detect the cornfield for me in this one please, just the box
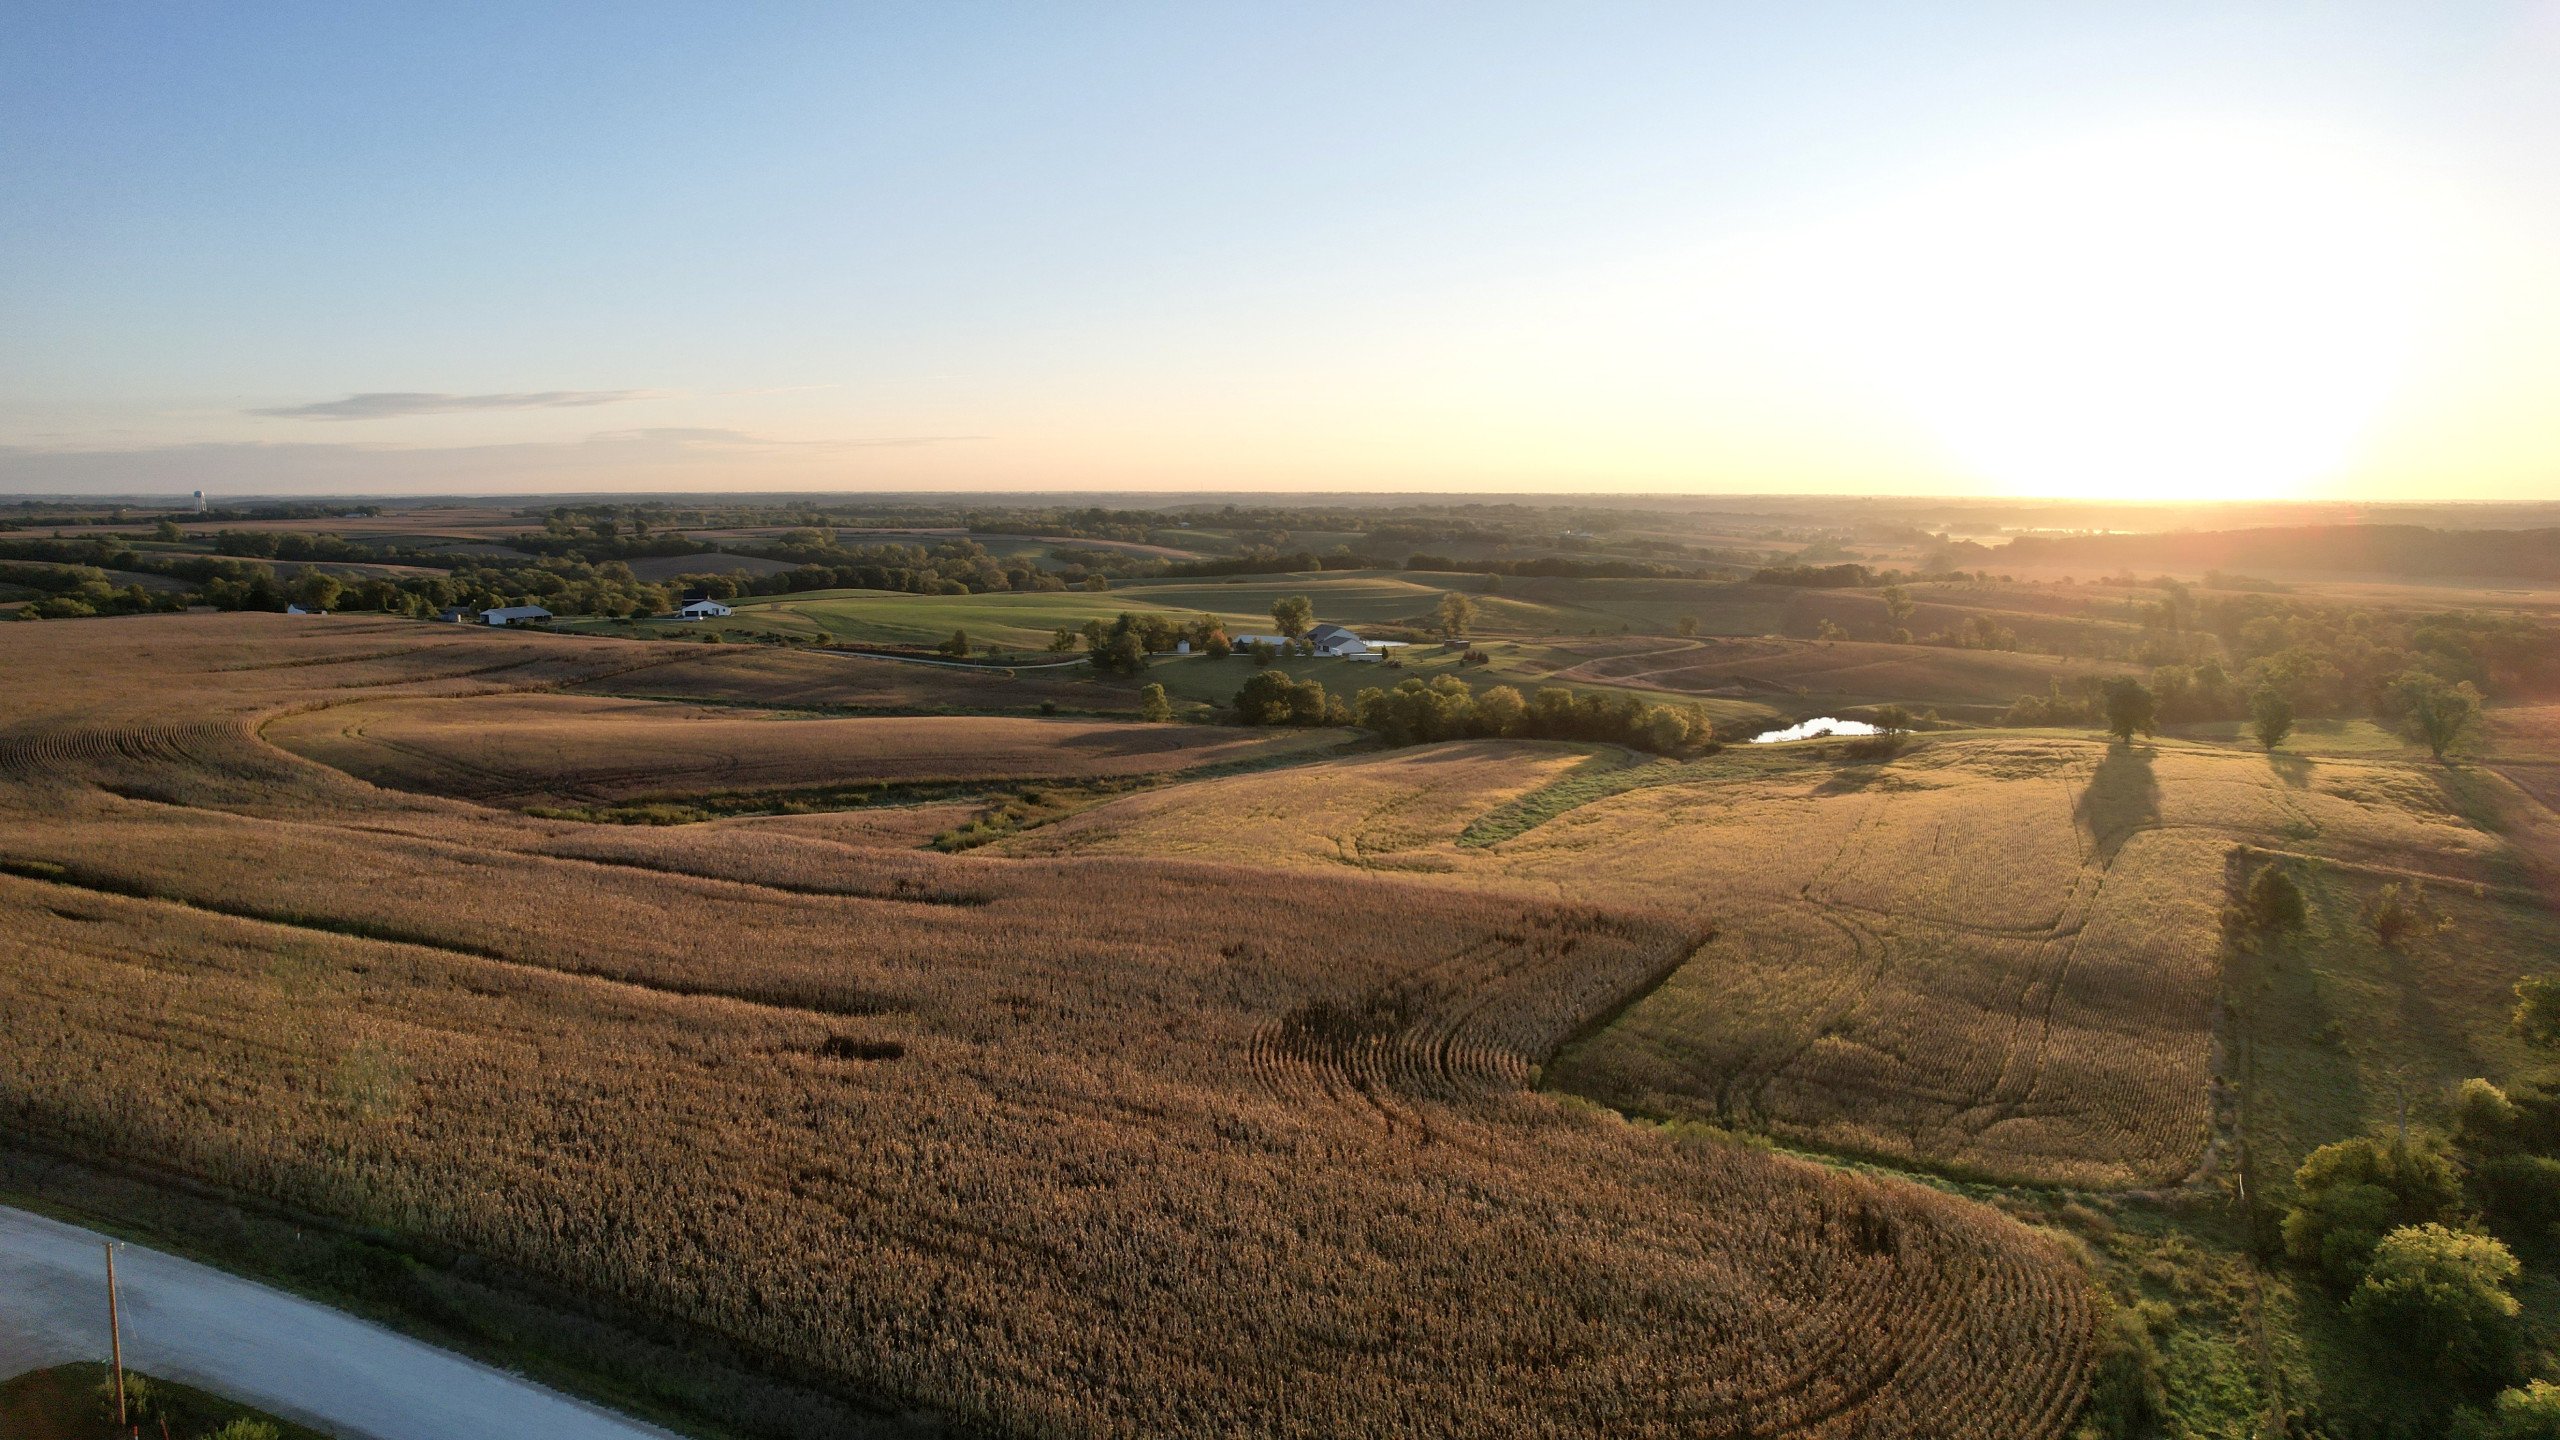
[0,613,2099,1437]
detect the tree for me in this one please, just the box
[152,518,182,542]
[2251,687,2294,750]
[1815,618,1847,641]
[1676,616,1700,638]
[1872,704,1913,737]
[1233,670,1328,726]
[939,629,971,658]
[2395,670,2482,761]
[2101,677,2156,745]
[2283,1135,2463,1285]
[1047,626,1079,653]
[1090,629,1147,675]
[2455,1381,2560,1440]
[1271,595,1314,640]
[291,572,343,613]
[2511,976,2560,1048]
[1881,584,1915,632]
[2240,863,2307,935]
[1248,640,1279,667]
[1139,683,1173,723]
[2348,1223,2521,1387]
[1473,684,1526,737]
[1434,591,1478,640]
[1203,629,1232,659]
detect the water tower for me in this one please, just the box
[193,489,206,513]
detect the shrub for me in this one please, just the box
[1139,684,1173,724]
[2453,1381,2560,1440]
[2453,1078,2521,1154]
[2367,881,2445,948]
[2513,976,2560,1048]
[2474,1155,2560,1236]
[2347,1223,2520,1389]
[2075,1299,2169,1438]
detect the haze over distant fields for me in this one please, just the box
[5,3,2559,500]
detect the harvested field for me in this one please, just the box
[264,694,1340,808]
[0,612,2099,1438]
[999,740,1589,872]
[1018,726,2514,1188]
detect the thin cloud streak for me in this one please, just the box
[249,390,667,421]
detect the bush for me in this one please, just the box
[2454,1380,2560,1440]
[2283,1135,2462,1285]
[2367,881,2445,948]
[2454,1078,2522,1153]
[2474,1154,2560,1236]
[2074,1299,2168,1438]
[2513,975,2560,1048]
[2348,1223,2520,1389]
[1139,683,1173,724]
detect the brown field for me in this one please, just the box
[265,694,1340,807]
[1011,727,2508,1188]
[0,612,2099,1438]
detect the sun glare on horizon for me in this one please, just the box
[1784,121,2461,502]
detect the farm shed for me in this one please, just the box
[678,599,733,619]
[480,605,553,626]
[1305,624,1370,657]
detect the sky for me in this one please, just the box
[5,2,2559,501]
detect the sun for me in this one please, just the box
[1793,121,2452,500]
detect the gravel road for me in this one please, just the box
[0,1204,686,1439]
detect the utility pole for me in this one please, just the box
[105,1241,126,1428]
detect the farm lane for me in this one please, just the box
[0,1204,684,1440]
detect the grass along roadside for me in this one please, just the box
[1,1362,330,1440]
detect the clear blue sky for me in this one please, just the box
[5,2,2556,497]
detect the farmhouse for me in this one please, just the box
[480,605,553,626]
[678,598,733,619]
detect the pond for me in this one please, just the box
[1749,717,1882,744]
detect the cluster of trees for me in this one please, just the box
[1167,549,1394,578]
[1404,553,1712,580]
[2278,1060,2560,1429]
[2009,658,2486,758]
[1231,670,1353,726]
[1264,674,1719,755]
[1055,612,1235,673]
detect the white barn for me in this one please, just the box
[1305,623,1369,658]
[480,605,552,626]
[678,598,733,619]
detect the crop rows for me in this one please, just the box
[0,613,2101,1436]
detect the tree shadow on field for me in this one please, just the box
[2074,742,2160,861]
[2268,752,2314,790]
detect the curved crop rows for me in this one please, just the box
[0,614,2100,1438]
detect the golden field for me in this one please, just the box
[0,613,2098,1439]
[1009,725,2510,1188]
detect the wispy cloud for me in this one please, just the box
[249,390,665,421]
